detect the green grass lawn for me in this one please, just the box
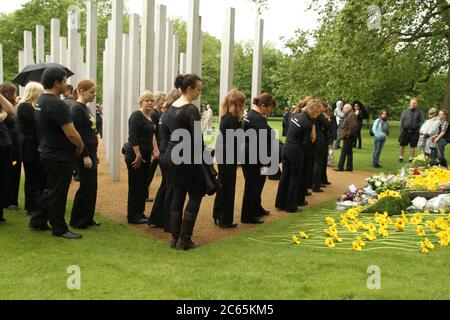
[1,198,450,300]
[1,119,449,300]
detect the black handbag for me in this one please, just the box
[203,163,222,196]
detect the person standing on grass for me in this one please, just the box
[434,110,449,168]
[166,74,205,250]
[0,92,15,223]
[419,108,440,163]
[399,97,424,163]
[213,89,246,228]
[324,104,337,167]
[333,101,345,149]
[353,103,364,149]
[0,83,21,211]
[145,92,166,203]
[70,80,101,229]
[30,67,85,239]
[372,109,390,168]
[124,91,160,225]
[335,104,358,172]
[241,93,277,224]
[276,100,321,213]
[311,102,330,193]
[282,106,291,137]
[17,82,44,216]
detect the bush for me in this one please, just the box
[362,196,411,216]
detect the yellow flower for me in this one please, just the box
[427,221,437,233]
[378,227,389,238]
[352,241,362,251]
[364,232,377,241]
[326,238,336,248]
[401,212,409,224]
[292,235,301,245]
[419,241,429,254]
[326,217,335,226]
[411,213,423,225]
[417,226,426,237]
[439,235,449,247]
[335,237,343,243]
[367,223,377,233]
[325,229,338,238]
[424,238,435,250]
[346,224,358,233]
[355,236,366,247]
[386,217,393,225]
[395,218,406,232]
[438,208,446,215]
[299,231,309,239]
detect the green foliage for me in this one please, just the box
[362,196,411,216]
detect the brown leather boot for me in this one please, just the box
[170,211,182,248]
[176,211,200,251]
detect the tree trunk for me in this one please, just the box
[445,39,450,110]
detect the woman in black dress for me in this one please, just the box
[276,100,322,212]
[0,83,21,210]
[148,89,181,231]
[125,91,160,224]
[0,92,15,223]
[311,103,330,193]
[165,74,204,250]
[213,89,246,228]
[69,80,100,229]
[17,82,44,216]
[241,93,277,224]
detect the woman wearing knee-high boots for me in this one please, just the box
[241,93,277,224]
[17,82,43,216]
[70,80,100,229]
[149,89,181,230]
[276,100,322,212]
[166,74,205,250]
[213,89,246,228]
[125,91,160,225]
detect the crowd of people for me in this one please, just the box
[1,67,449,251]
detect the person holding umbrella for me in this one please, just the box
[29,67,85,239]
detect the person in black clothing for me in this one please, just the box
[0,83,21,211]
[62,85,77,110]
[96,104,103,138]
[125,91,160,225]
[276,100,322,212]
[17,82,44,216]
[0,92,15,223]
[353,102,364,149]
[241,93,277,224]
[148,89,181,230]
[213,89,246,228]
[335,104,358,172]
[324,104,337,167]
[311,104,330,193]
[282,107,291,137]
[399,98,424,163]
[70,80,100,229]
[30,67,85,239]
[145,92,166,203]
[165,74,205,250]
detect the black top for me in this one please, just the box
[216,113,241,164]
[96,106,103,124]
[4,114,19,146]
[242,109,274,166]
[286,112,314,149]
[282,112,291,137]
[36,93,75,162]
[400,108,424,132]
[150,109,163,145]
[17,102,39,162]
[159,111,170,155]
[71,102,99,160]
[0,121,12,147]
[327,113,338,143]
[128,110,155,161]
[63,97,77,110]
[314,113,329,142]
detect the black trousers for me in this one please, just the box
[321,143,329,183]
[241,164,267,223]
[30,159,73,235]
[213,164,238,225]
[8,147,21,207]
[0,146,12,220]
[312,139,327,190]
[149,158,172,230]
[297,149,310,205]
[276,145,304,212]
[126,158,150,222]
[338,137,354,170]
[23,161,41,213]
[70,156,98,229]
[171,184,203,214]
[354,127,362,148]
[145,159,159,200]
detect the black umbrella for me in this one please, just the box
[12,63,74,87]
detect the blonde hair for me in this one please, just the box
[154,91,167,103]
[20,82,44,107]
[294,96,317,114]
[165,89,181,108]
[219,89,246,118]
[138,91,154,106]
[304,100,323,116]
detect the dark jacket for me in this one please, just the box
[400,107,424,132]
[340,111,358,139]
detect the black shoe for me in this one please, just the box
[128,218,149,225]
[259,210,271,216]
[298,201,309,207]
[0,218,6,223]
[286,208,301,213]
[408,159,413,163]
[398,158,404,163]
[220,223,238,229]
[334,168,344,171]
[373,164,382,168]
[29,224,52,232]
[73,175,80,182]
[54,231,82,239]
[345,169,353,172]
[89,221,101,227]
[313,188,324,193]
[146,198,154,203]
[241,218,264,224]
[323,181,332,185]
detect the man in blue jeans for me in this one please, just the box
[372,109,390,168]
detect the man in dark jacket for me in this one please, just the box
[335,104,358,171]
[399,98,424,163]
